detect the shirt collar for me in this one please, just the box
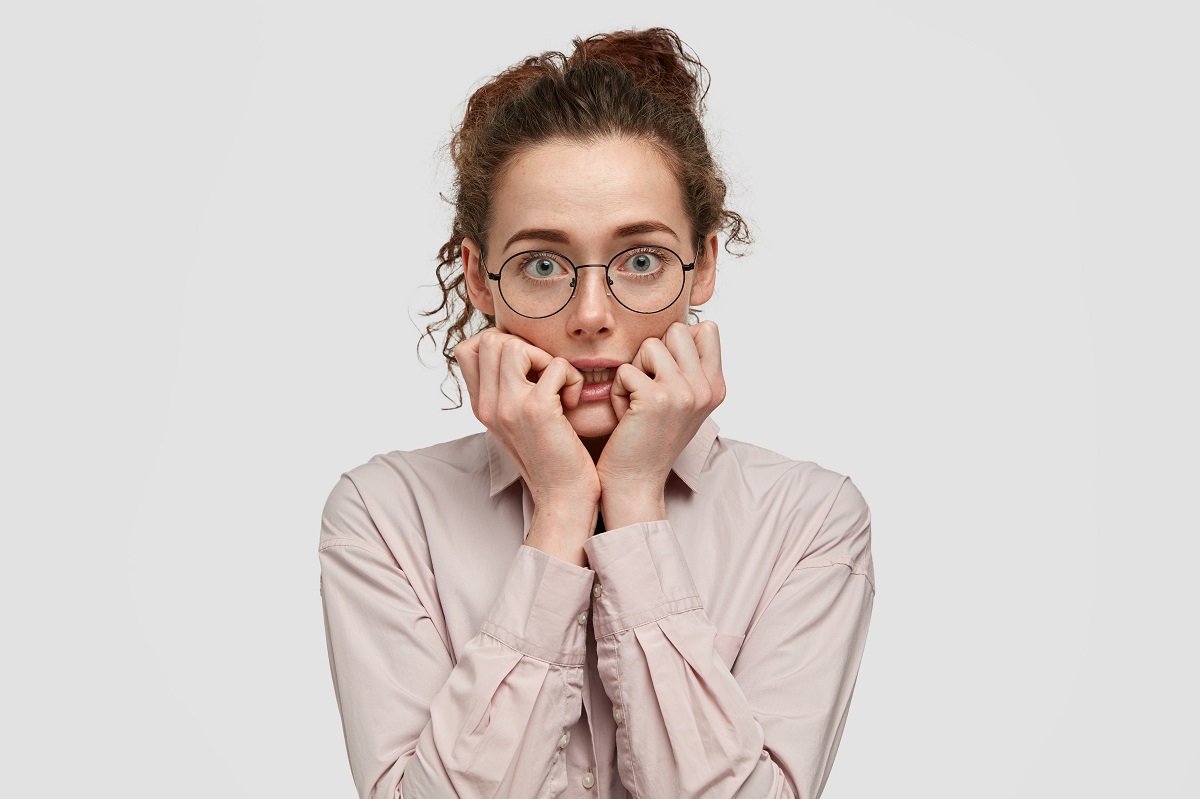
[486,416,720,497]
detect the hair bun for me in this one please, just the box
[568,27,708,113]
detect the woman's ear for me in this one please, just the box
[462,237,497,316]
[689,231,719,306]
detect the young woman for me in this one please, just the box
[319,28,875,799]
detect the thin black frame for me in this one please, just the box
[484,245,697,319]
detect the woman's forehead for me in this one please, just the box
[489,137,689,254]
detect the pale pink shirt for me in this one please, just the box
[318,418,875,798]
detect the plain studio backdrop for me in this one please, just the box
[2,1,1196,796]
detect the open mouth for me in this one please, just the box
[576,366,616,402]
[580,368,615,385]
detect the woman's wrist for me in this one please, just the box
[599,480,668,531]
[525,500,598,567]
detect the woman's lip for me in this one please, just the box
[578,379,613,401]
[571,358,623,370]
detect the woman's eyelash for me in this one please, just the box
[517,252,566,266]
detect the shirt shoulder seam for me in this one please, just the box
[318,536,394,562]
[792,557,876,594]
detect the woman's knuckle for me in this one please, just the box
[520,393,542,417]
[494,399,516,422]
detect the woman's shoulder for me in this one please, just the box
[706,433,873,573]
[708,433,858,499]
[339,432,491,494]
[318,432,493,553]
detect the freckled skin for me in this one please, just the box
[462,136,718,447]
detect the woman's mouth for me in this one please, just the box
[578,367,615,401]
[580,368,614,385]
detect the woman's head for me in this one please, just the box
[421,27,749,405]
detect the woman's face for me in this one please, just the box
[463,135,718,442]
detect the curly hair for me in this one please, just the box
[418,27,750,407]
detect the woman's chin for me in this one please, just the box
[565,401,617,440]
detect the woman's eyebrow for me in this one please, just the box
[503,221,679,252]
[613,220,679,240]
[503,228,571,251]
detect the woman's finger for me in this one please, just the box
[610,361,656,420]
[662,321,705,387]
[474,328,508,422]
[630,336,687,392]
[454,337,483,415]
[498,337,553,401]
[533,357,585,410]
[690,320,726,402]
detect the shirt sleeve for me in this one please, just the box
[318,473,595,799]
[582,476,875,799]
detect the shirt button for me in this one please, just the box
[592,583,603,598]
[582,771,596,789]
[558,732,570,749]
[613,708,623,724]
[577,611,588,626]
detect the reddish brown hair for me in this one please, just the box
[419,27,750,406]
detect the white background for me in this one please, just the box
[2,1,1196,796]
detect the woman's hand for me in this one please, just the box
[597,321,726,529]
[454,327,600,565]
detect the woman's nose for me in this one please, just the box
[566,265,614,332]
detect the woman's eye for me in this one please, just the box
[624,252,662,273]
[524,257,562,278]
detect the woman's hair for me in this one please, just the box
[419,27,750,406]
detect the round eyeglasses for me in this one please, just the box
[484,245,696,319]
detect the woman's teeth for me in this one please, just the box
[581,368,614,385]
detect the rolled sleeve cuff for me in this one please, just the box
[481,545,595,665]
[583,521,702,638]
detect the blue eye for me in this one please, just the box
[521,255,565,279]
[626,252,661,274]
